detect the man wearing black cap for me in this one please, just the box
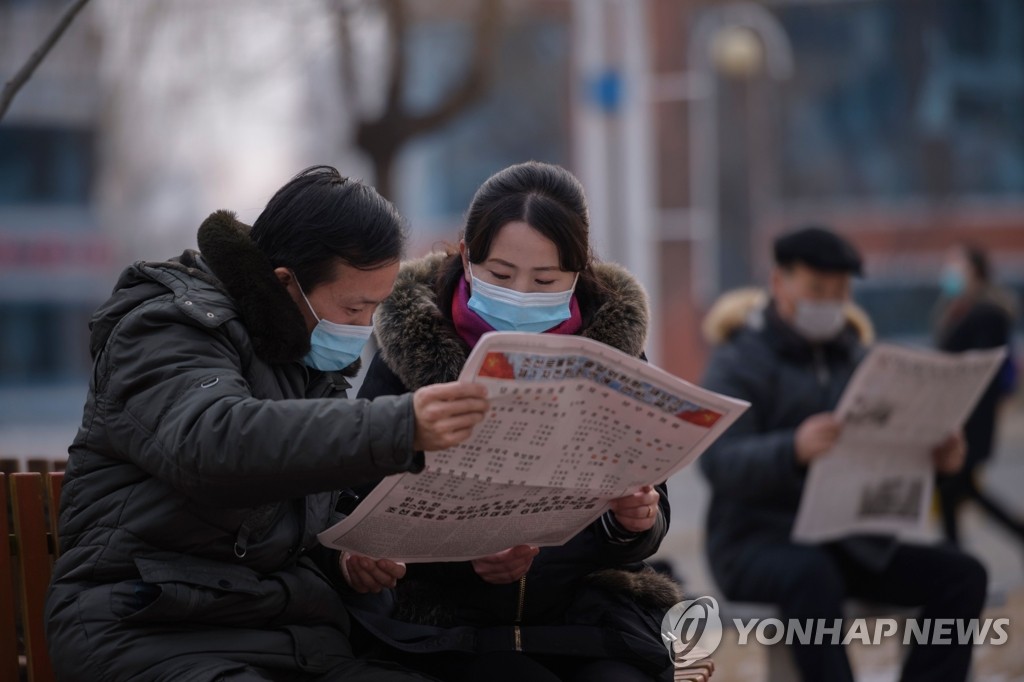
[699,226,987,682]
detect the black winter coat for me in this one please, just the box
[935,289,1016,464]
[353,253,678,671]
[699,300,870,594]
[45,211,423,681]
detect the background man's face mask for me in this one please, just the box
[793,299,847,342]
[295,276,372,371]
[940,266,967,298]
[467,261,578,333]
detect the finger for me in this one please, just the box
[473,562,524,583]
[498,545,539,561]
[477,561,532,580]
[339,553,354,587]
[355,557,399,589]
[423,382,489,402]
[346,566,371,593]
[431,412,488,434]
[477,565,531,584]
[611,492,658,511]
[430,397,491,419]
[429,426,479,449]
[375,559,407,581]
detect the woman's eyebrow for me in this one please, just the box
[487,258,559,272]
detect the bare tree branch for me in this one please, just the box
[383,0,407,115]
[405,0,501,137]
[336,3,361,110]
[348,0,503,198]
[0,0,93,122]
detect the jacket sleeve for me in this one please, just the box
[97,299,422,507]
[698,343,806,503]
[576,480,671,566]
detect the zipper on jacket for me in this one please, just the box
[514,575,527,652]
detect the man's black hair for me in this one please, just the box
[250,166,407,290]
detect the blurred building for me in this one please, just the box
[3,0,1023,458]
[642,0,1024,379]
[0,0,112,461]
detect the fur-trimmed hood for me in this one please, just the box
[374,252,650,390]
[701,286,875,346]
[95,210,359,373]
[195,210,313,365]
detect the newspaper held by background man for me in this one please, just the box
[792,343,1007,542]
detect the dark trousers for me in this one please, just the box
[937,467,1024,545]
[149,656,439,682]
[724,541,987,682]
[386,649,657,682]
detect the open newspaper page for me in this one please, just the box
[792,343,1007,543]
[319,332,749,562]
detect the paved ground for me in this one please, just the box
[654,395,1024,681]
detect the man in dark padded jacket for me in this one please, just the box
[45,166,488,682]
[699,226,987,682]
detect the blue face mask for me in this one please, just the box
[940,267,966,298]
[296,279,372,371]
[467,262,578,333]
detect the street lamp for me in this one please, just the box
[686,3,794,305]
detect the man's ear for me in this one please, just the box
[274,267,293,288]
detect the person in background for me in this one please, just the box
[354,161,684,682]
[699,226,987,682]
[45,166,488,682]
[934,242,1023,546]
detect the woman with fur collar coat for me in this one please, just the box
[355,162,681,682]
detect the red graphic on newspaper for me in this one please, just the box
[676,404,723,427]
[479,352,516,379]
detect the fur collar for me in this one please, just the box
[375,252,650,390]
[701,286,875,346]
[196,210,313,366]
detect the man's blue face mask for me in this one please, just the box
[295,276,372,372]
[466,260,578,333]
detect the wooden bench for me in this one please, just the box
[1,471,64,682]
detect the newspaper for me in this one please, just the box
[792,343,1007,543]
[319,332,749,562]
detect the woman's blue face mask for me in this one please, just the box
[466,261,578,333]
[295,277,372,371]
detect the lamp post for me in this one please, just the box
[685,3,794,305]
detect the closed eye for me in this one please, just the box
[489,272,511,280]
[535,279,556,286]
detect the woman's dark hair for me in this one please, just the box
[250,166,407,291]
[960,242,991,284]
[437,161,604,320]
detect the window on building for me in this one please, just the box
[0,302,93,385]
[774,0,1024,203]
[0,126,95,206]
